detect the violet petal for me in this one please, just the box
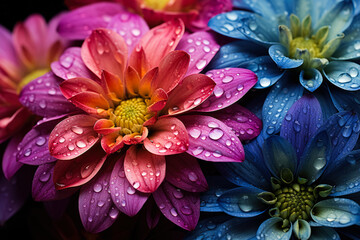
[2,132,24,179]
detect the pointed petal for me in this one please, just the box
[256,217,292,240]
[101,70,126,99]
[53,144,107,189]
[2,132,23,179]
[60,77,105,99]
[69,91,111,116]
[81,28,127,79]
[100,132,124,154]
[176,31,219,76]
[310,227,340,240]
[269,45,303,69]
[153,181,200,231]
[58,2,126,40]
[124,65,141,97]
[145,198,161,229]
[323,61,360,91]
[128,47,150,79]
[165,153,208,192]
[109,154,150,216]
[195,68,257,112]
[79,160,119,233]
[180,115,245,162]
[144,117,188,156]
[293,220,311,240]
[0,107,32,144]
[49,114,99,160]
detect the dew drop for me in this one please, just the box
[131,29,141,36]
[214,87,224,97]
[189,128,201,139]
[226,12,238,21]
[133,181,140,189]
[314,157,326,170]
[181,206,193,215]
[338,73,352,83]
[339,214,351,224]
[39,171,50,182]
[71,126,84,135]
[67,144,75,151]
[209,128,224,140]
[349,67,359,78]
[188,172,198,182]
[208,122,219,128]
[222,76,234,83]
[39,100,46,109]
[173,189,184,199]
[36,137,46,146]
[76,140,87,148]
[93,183,102,193]
[127,186,136,195]
[109,208,119,219]
[48,88,57,95]
[97,201,105,207]
[259,78,271,87]
[24,148,32,157]
[192,146,204,156]
[81,164,93,178]
[196,59,207,70]
[170,208,178,217]
[327,213,336,222]
[59,137,66,143]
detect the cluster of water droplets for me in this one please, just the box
[326,64,360,90]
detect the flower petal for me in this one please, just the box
[19,72,78,117]
[109,154,150,216]
[53,144,107,189]
[60,77,106,99]
[269,45,303,69]
[299,68,323,92]
[165,153,208,193]
[124,145,166,193]
[2,132,23,179]
[57,2,126,40]
[311,198,360,227]
[79,160,119,233]
[323,61,360,91]
[81,28,128,79]
[176,31,219,76]
[280,94,323,159]
[333,40,360,61]
[310,227,340,240]
[180,115,245,162]
[68,92,111,116]
[256,217,292,240]
[49,114,100,160]
[162,74,215,115]
[196,68,257,112]
[327,85,360,113]
[153,181,200,231]
[144,117,188,156]
[208,104,262,141]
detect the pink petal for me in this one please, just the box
[79,160,119,233]
[179,115,245,162]
[210,104,262,141]
[0,25,19,66]
[32,163,77,201]
[58,2,126,40]
[176,31,219,76]
[49,114,99,160]
[100,132,124,154]
[144,117,189,155]
[130,18,184,69]
[152,181,200,231]
[93,119,120,135]
[51,47,98,80]
[151,50,190,94]
[81,28,128,79]
[60,77,105,99]
[0,106,32,143]
[161,74,215,115]
[165,153,208,192]
[195,68,258,112]
[68,92,111,116]
[107,12,149,56]
[124,145,166,193]
[109,153,150,216]
[53,144,107,189]
[2,132,23,180]
[128,47,150,79]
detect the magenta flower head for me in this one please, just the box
[22,13,261,233]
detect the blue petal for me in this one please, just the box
[217,187,268,217]
[208,11,253,39]
[300,69,323,92]
[269,45,303,69]
[297,130,331,184]
[309,227,340,240]
[280,94,323,159]
[262,78,304,136]
[328,84,360,112]
[256,217,292,240]
[313,0,354,40]
[322,150,360,196]
[243,0,292,19]
[239,56,285,89]
[317,111,360,163]
[232,0,252,10]
[337,225,360,239]
[323,61,360,91]
[342,14,360,44]
[313,84,339,119]
[332,40,360,60]
[311,198,360,227]
[262,135,297,178]
[200,176,237,212]
[206,40,268,70]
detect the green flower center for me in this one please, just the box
[113,98,153,135]
[18,68,49,92]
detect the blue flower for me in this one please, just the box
[208,0,360,137]
[186,94,360,239]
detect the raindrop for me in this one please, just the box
[222,76,234,83]
[170,208,178,217]
[237,84,244,91]
[133,181,140,189]
[67,144,75,151]
[224,23,234,31]
[208,122,219,128]
[314,157,326,170]
[109,208,119,219]
[189,128,201,139]
[76,140,87,148]
[293,121,301,132]
[226,12,238,21]
[192,146,204,156]
[39,100,46,109]
[24,148,32,157]
[60,55,74,68]
[249,21,257,31]
[327,213,336,222]
[203,46,210,52]
[39,171,50,182]
[81,164,93,178]
[48,88,57,95]
[260,78,271,87]
[36,137,46,146]
[209,128,224,140]
[97,201,105,207]
[338,73,352,83]
[181,206,193,215]
[173,189,184,199]
[339,214,351,224]
[196,59,207,70]
[342,126,352,138]
[214,87,224,97]
[131,29,140,36]
[71,126,84,135]
[349,67,358,78]
[159,204,165,209]
[59,137,66,143]
[127,186,136,195]
[93,183,102,193]
[188,172,198,182]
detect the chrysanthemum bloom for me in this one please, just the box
[208,0,360,137]
[20,16,260,233]
[188,94,360,239]
[0,14,76,225]
[62,0,232,31]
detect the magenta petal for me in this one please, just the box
[0,168,31,225]
[19,72,79,117]
[165,153,208,192]
[57,2,126,40]
[0,25,18,66]
[176,31,219,76]
[107,13,149,56]
[195,68,258,112]
[109,154,150,216]
[2,132,23,179]
[32,163,77,201]
[145,198,161,229]
[17,117,62,165]
[209,104,262,141]
[153,181,200,231]
[79,161,120,233]
[51,47,97,80]
[179,115,245,162]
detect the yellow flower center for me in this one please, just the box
[114,98,153,135]
[18,68,49,92]
[289,37,320,59]
[143,0,170,10]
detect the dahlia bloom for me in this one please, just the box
[19,15,260,233]
[208,0,360,137]
[63,0,232,31]
[188,95,360,239]
[0,14,75,224]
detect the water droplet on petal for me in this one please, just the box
[76,140,87,148]
[93,183,102,193]
[181,206,193,215]
[214,87,224,97]
[36,137,46,146]
[338,73,352,83]
[260,78,271,87]
[133,181,140,189]
[222,76,233,83]
[127,186,135,195]
[81,164,93,178]
[59,137,66,143]
[71,126,84,135]
[209,128,224,140]
[170,208,178,217]
[109,208,119,219]
[173,189,184,199]
[188,172,198,182]
[196,59,207,70]
[192,146,204,156]
[24,148,32,157]
[189,128,201,139]
[39,171,50,182]
[131,29,141,36]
